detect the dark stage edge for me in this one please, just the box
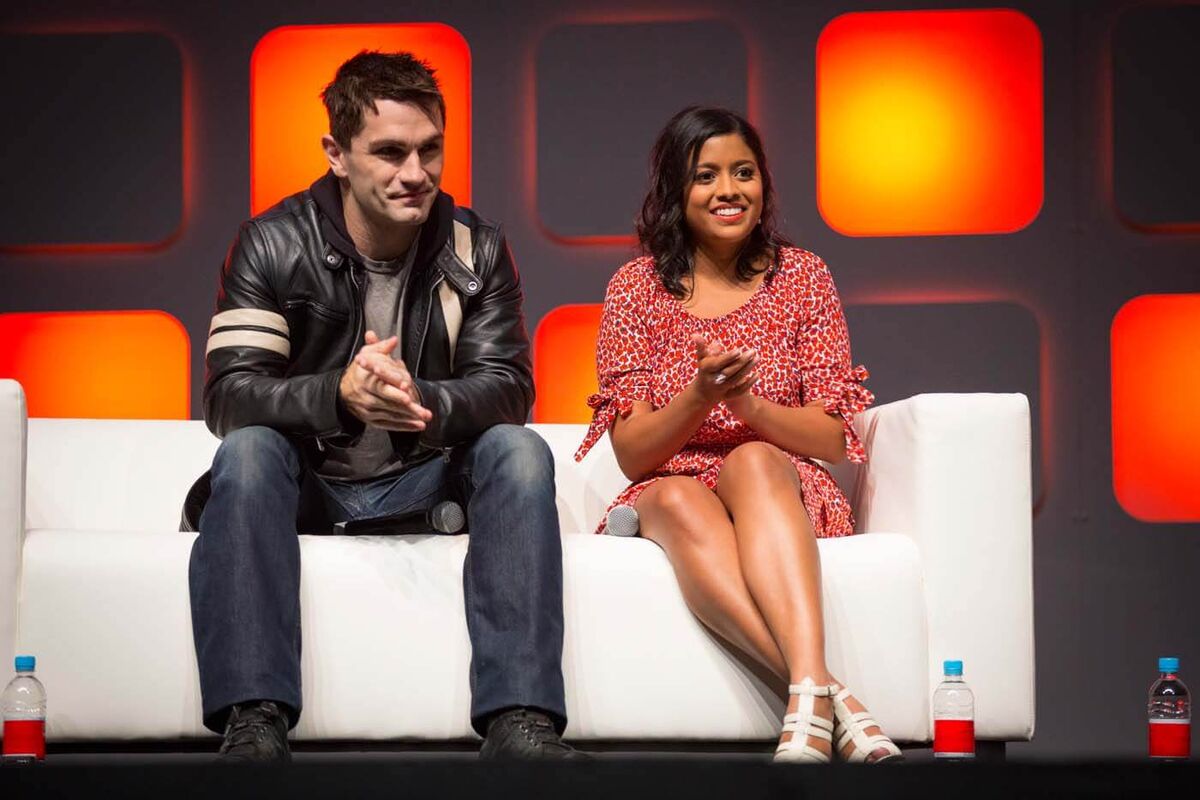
[3,760,1197,799]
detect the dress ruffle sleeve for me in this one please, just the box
[813,365,874,464]
[797,258,874,464]
[575,261,655,462]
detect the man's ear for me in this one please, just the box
[321,134,349,178]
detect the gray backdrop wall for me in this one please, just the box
[1,0,1198,758]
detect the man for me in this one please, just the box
[185,51,579,761]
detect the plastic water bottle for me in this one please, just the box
[933,659,975,760]
[1148,656,1190,760]
[2,656,46,765]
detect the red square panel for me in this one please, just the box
[1112,294,1200,521]
[817,9,1043,236]
[533,305,602,423]
[251,24,470,215]
[0,311,190,419]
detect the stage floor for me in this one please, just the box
[3,757,1195,799]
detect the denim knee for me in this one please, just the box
[211,426,300,489]
[470,424,555,491]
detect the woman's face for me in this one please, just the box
[683,133,763,252]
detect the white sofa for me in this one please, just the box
[0,379,1033,746]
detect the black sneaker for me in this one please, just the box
[217,701,291,763]
[479,709,589,760]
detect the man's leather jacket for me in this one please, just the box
[185,172,533,526]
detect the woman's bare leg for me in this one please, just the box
[638,476,832,759]
[716,441,890,760]
[637,476,788,680]
[716,443,828,681]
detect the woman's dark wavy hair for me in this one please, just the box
[637,106,789,299]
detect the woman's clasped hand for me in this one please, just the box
[690,334,757,400]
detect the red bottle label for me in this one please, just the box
[934,718,975,757]
[1148,719,1190,759]
[2,719,46,760]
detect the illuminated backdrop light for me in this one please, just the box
[533,304,603,424]
[0,311,191,420]
[816,9,1043,237]
[250,24,471,215]
[1111,294,1200,522]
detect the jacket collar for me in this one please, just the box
[309,170,454,273]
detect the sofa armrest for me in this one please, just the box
[851,393,1035,742]
[0,380,27,678]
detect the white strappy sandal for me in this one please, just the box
[773,677,835,764]
[831,685,904,763]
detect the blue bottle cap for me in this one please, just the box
[1159,657,1180,673]
[944,659,963,676]
[14,655,35,672]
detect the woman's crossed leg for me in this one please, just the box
[636,442,893,762]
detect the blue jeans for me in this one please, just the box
[188,424,566,736]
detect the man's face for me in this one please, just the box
[327,99,444,231]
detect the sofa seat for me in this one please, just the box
[19,527,926,742]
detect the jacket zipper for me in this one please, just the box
[317,263,365,452]
[346,263,365,364]
[412,271,442,376]
[415,273,453,462]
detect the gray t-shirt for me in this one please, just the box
[317,239,419,483]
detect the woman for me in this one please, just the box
[574,107,901,764]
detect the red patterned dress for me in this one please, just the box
[574,247,873,538]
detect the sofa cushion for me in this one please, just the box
[26,419,219,534]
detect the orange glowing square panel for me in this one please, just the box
[817,10,1043,236]
[533,305,603,424]
[251,24,470,215]
[0,311,190,419]
[1111,294,1200,522]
